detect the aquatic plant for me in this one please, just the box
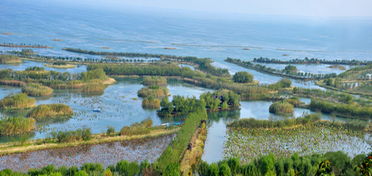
[27,104,73,121]
[309,98,372,119]
[0,93,36,110]
[21,83,53,96]
[269,101,294,115]
[142,76,167,86]
[142,97,161,109]
[0,117,35,136]
[138,86,169,99]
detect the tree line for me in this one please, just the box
[253,56,372,65]
[226,58,338,80]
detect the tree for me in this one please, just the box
[219,163,232,176]
[233,72,254,83]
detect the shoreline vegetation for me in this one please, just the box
[253,57,372,65]
[225,58,337,80]
[0,67,116,94]
[0,43,51,49]
[0,55,22,64]
[0,127,179,156]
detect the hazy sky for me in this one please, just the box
[63,0,372,18]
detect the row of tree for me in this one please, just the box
[253,56,372,65]
[197,152,371,176]
[226,58,337,80]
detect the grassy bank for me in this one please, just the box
[0,127,179,156]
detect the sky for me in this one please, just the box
[57,0,372,18]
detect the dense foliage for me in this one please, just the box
[0,93,36,110]
[50,128,91,143]
[269,101,294,115]
[157,101,207,171]
[21,83,53,96]
[310,99,372,119]
[232,72,254,83]
[200,89,240,112]
[27,104,73,121]
[228,114,320,128]
[197,152,371,176]
[0,117,36,136]
[120,119,153,136]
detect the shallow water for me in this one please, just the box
[0,60,87,73]
[0,134,175,172]
[0,78,212,142]
[202,100,362,163]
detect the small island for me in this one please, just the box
[0,93,36,110]
[27,104,73,121]
[0,55,22,64]
[44,62,76,69]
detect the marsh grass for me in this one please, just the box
[0,93,36,110]
[27,104,73,121]
[22,83,53,96]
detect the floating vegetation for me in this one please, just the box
[225,122,371,163]
[27,104,73,121]
[0,117,36,136]
[0,93,36,110]
[22,83,53,96]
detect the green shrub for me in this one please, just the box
[50,128,91,143]
[120,119,153,136]
[106,126,115,136]
[233,71,254,83]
